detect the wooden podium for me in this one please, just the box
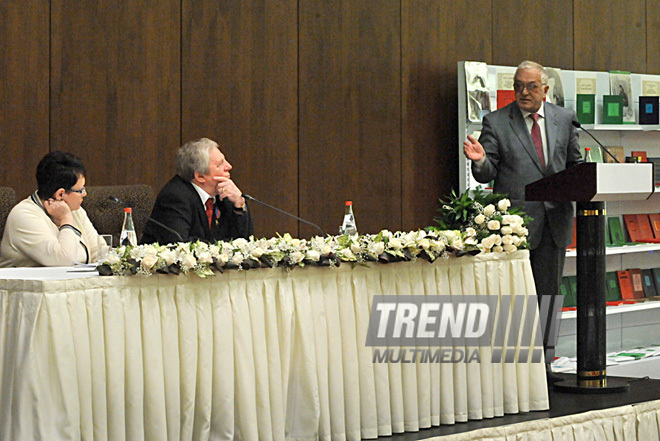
[526,162,655,393]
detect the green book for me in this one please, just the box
[560,277,572,307]
[576,94,595,124]
[642,269,657,298]
[605,271,621,301]
[602,95,623,124]
[567,275,578,307]
[608,216,625,246]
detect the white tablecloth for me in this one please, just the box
[0,250,548,441]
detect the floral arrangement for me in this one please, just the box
[428,187,531,254]
[97,190,530,277]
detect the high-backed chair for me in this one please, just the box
[0,187,17,243]
[82,185,155,246]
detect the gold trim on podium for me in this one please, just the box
[577,209,607,216]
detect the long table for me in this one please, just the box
[0,250,548,441]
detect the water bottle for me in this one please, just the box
[339,201,358,235]
[120,207,138,247]
[584,147,593,162]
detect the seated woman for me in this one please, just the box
[0,151,103,267]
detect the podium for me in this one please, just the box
[526,162,655,393]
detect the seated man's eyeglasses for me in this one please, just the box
[513,81,545,93]
[68,187,86,194]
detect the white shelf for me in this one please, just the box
[561,298,660,320]
[589,124,660,131]
[566,243,660,258]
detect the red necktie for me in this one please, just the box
[530,113,545,169]
[205,198,214,229]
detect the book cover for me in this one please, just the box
[649,213,660,238]
[609,71,634,123]
[647,158,660,185]
[617,270,634,299]
[602,95,623,124]
[567,275,578,307]
[567,218,577,249]
[631,151,648,162]
[560,277,574,307]
[629,268,645,299]
[608,216,626,245]
[639,96,659,125]
[465,61,491,122]
[576,94,595,124]
[604,145,625,163]
[605,272,621,301]
[636,213,654,240]
[652,268,660,294]
[546,67,564,107]
[623,214,643,242]
[497,90,516,109]
[642,269,658,298]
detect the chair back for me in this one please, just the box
[82,185,155,246]
[0,187,17,243]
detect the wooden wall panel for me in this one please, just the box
[50,0,180,193]
[648,0,660,74]
[299,0,401,236]
[182,0,298,239]
[574,0,646,72]
[492,0,574,69]
[401,0,492,231]
[0,1,49,198]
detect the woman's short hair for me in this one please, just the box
[36,151,86,199]
[176,138,219,182]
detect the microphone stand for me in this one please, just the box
[242,194,326,237]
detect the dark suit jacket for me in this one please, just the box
[140,175,253,244]
[472,101,583,249]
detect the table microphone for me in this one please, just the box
[108,196,184,243]
[571,120,620,163]
[242,194,326,237]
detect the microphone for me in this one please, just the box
[242,193,326,237]
[571,120,620,163]
[108,196,184,243]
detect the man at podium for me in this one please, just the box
[463,60,583,364]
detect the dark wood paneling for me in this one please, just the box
[50,0,180,193]
[182,0,298,239]
[648,0,660,74]
[0,1,49,198]
[299,0,401,236]
[574,0,646,72]
[492,0,574,69]
[401,0,492,231]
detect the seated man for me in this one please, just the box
[140,138,253,244]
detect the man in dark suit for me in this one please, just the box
[141,138,253,244]
[463,61,583,365]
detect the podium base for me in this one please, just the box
[554,376,629,394]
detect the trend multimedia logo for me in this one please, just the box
[365,295,562,364]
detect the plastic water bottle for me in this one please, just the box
[120,207,138,247]
[339,201,358,235]
[584,147,593,162]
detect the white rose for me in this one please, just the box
[389,238,403,250]
[497,199,511,211]
[418,238,431,250]
[321,245,333,255]
[492,245,504,253]
[381,230,393,239]
[141,254,158,270]
[338,248,356,260]
[489,234,502,246]
[181,254,197,271]
[513,224,526,235]
[501,226,513,235]
[232,238,249,252]
[503,244,517,253]
[452,239,464,250]
[511,235,521,246]
[430,240,445,252]
[160,249,177,266]
[474,214,486,225]
[483,204,496,216]
[289,251,304,264]
[350,242,361,254]
[465,237,478,246]
[481,236,495,249]
[216,252,229,266]
[306,249,321,262]
[250,247,264,258]
[501,234,514,246]
[197,251,213,264]
[231,252,244,265]
[368,241,385,256]
[466,227,477,237]
[106,251,121,265]
[487,220,501,231]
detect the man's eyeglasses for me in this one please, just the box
[68,187,86,195]
[513,81,545,93]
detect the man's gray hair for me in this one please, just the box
[517,60,548,84]
[176,138,219,181]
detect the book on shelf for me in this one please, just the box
[616,270,634,299]
[567,218,577,249]
[631,151,648,162]
[465,61,491,122]
[649,213,660,238]
[609,70,634,123]
[602,95,624,124]
[629,268,645,299]
[576,94,595,124]
[496,90,515,109]
[637,213,654,240]
[641,269,658,298]
[623,214,655,242]
[560,277,574,308]
[546,67,564,107]
[603,145,625,163]
[647,158,660,186]
[567,276,578,307]
[652,268,660,294]
[608,216,626,246]
[639,96,659,125]
[605,272,621,302]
